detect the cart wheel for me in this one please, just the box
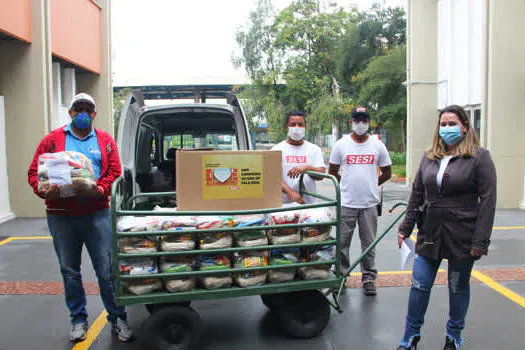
[145,301,191,315]
[261,293,285,310]
[278,290,331,338]
[143,306,202,350]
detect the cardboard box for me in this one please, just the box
[176,150,282,211]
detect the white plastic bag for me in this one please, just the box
[266,209,301,245]
[299,208,333,242]
[234,252,268,287]
[160,257,196,293]
[119,258,162,295]
[37,151,97,197]
[268,248,300,283]
[198,255,232,290]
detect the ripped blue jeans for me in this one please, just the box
[47,209,126,325]
[400,255,474,348]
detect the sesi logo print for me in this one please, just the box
[346,154,375,165]
[286,156,307,164]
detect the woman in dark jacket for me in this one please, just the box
[396,105,497,350]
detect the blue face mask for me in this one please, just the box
[439,125,462,145]
[72,112,92,130]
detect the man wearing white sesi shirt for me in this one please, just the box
[272,111,326,204]
[329,107,392,296]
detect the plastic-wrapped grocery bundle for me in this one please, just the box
[119,258,162,295]
[227,214,268,247]
[266,210,301,244]
[267,248,300,283]
[298,245,334,280]
[37,151,97,197]
[198,255,232,290]
[299,208,333,243]
[118,237,157,254]
[197,216,232,250]
[117,216,160,232]
[234,252,268,287]
[158,216,197,251]
[160,257,196,293]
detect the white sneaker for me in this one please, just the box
[111,318,133,342]
[69,322,88,342]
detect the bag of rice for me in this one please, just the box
[119,258,162,295]
[267,248,300,282]
[160,257,196,293]
[198,255,232,290]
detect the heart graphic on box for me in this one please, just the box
[213,168,232,183]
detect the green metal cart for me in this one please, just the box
[111,171,407,349]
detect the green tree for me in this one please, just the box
[336,4,406,91]
[112,87,131,136]
[355,45,407,151]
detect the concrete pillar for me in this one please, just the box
[76,0,113,136]
[0,0,53,217]
[485,0,525,208]
[406,0,438,183]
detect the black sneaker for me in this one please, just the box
[363,281,377,296]
[444,336,457,350]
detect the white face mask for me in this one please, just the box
[352,121,369,136]
[287,127,305,141]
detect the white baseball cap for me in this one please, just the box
[69,93,96,110]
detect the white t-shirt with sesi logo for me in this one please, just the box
[330,135,392,208]
[272,140,326,204]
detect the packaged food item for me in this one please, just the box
[227,214,265,228]
[160,230,196,251]
[266,210,301,244]
[234,252,268,287]
[198,255,232,289]
[196,216,232,250]
[224,214,268,247]
[117,216,160,232]
[267,248,300,282]
[160,257,196,293]
[118,237,157,254]
[119,258,162,295]
[298,245,334,280]
[234,230,268,247]
[157,216,196,251]
[299,208,333,242]
[37,151,97,197]
[198,232,233,250]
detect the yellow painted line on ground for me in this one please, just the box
[72,310,108,350]
[11,236,52,240]
[492,226,525,231]
[471,270,525,309]
[0,237,14,247]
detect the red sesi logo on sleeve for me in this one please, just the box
[286,156,307,164]
[346,154,375,165]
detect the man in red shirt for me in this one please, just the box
[28,93,132,343]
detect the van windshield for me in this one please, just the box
[163,133,238,159]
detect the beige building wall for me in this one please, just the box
[485,0,525,208]
[407,0,525,208]
[406,0,438,183]
[0,0,113,218]
[0,0,51,217]
[76,0,113,134]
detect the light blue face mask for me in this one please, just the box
[439,125,462,145]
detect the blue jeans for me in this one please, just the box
[400,255,474,348]
[47,209,126,325]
